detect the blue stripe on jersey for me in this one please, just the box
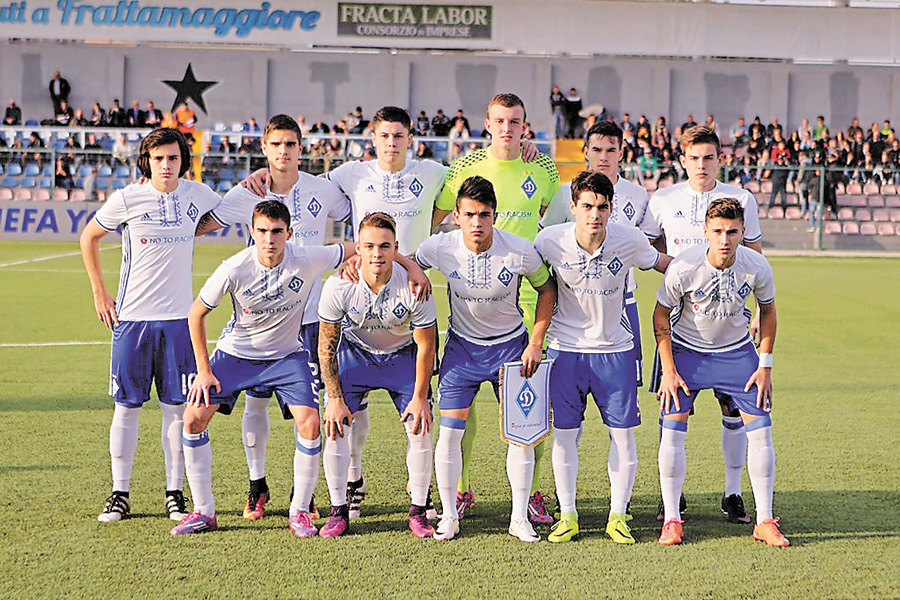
[116,224,132,316]
[744,414,772,431]
[94,217,118,233]
[440,416,467,430]
[221,293,237,336]
[199,296,217,310]
[183,430,210,447]
[295,439,322,455]
[661,419,688,432]
[413,319,437,329]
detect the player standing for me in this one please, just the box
[654,198,788,547]
[417,176,556,541]
[79,128,230,522]
[317,213,438,538]
[639,125,764,523]
[170,201,352,536]
[535,171,670,543]
[432,93,561,525]
[214,114,350,520]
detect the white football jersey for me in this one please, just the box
[416,229,549,345]
[535,223,661,353]
[541,176,650,293]
[318,263,438,355]
[639,180,762,257]
[199,244,344,360]
[325,158,447,254]
[219,175,351,325]
[657,244,775,353]
[94,179,224,322]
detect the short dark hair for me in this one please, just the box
[706,197,744,224]
[487,93,527,120]
[372,106,411,132]
[264,114,302,143]
[359,211,397,237]
[137,128,191,178]
[680,125,721,154]
[252,199,291,228]
[570,170,614,210]
[456,175,497,211]
[584,120,623,148]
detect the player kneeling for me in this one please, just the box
[654,197,789,547]
[318,213,438,539]
[171,201,352,537]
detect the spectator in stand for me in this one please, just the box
[55,100,74,126]
[868,124,886,159]
[766,117,783,142]
[84,132,102,165]
[768,129,787,151]
[142,101,162,127]
[550,85,565,138]
[730,116,748,150]
[63,135,82,167]
[720,152,740,184]
[747,128,766,163]
[768,141,790,208]
[563,88,583,138]
[847,117,863,140]
[881,120,894,137]
[797,118,811,141]
[705,114,717,132]
[310,120,331,134]
[523,121,536,140]
[620,113,634,134]
[451,109,470,134]
[415,111,430,136]
[174,101,196,134]
[27,131,45,167]
[813,115,829,141]
[127,100,142,127]
[622,146,639,181]
[653,119,671,152]
[654,115,667,136]
[681,114,697,132]
[637,141,659,186]
[348,107,368,133]
[4,99,22,125]
[49,71,71,114]
[416,141,433,159]
[161,112,177,129]
[55,156,74,191]
[622,127,636,150]
[70,107,88,127]
[748,116,765,140]
[635,115,652,145]
[659,147,680,183]
[83,165,98,200]
[107,99,126,127]
[112,134,132,166]
[246,117,261,133]
[332,119,347,135]
[888,139,900,180]
[90,102,107,127]
[296,114,311,136]
[431,109,451,136]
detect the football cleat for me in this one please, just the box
[170,511,217,535]
[527,491,553,525]
[319,505,350,538]
[288,487,319,519]
[721,494,752,524]
[433,516,460,541]
[508,518,540,542]
[658,519,684,545]
[606,512,636,545]
[409,506,435,538]
[656,493,688,521]
[165,490,189,521]
[98,492,131,522]
[346,477,367,520]
[753,517,790,547]
[456,487,475,520]
[242,489,268,521]
[548,514,579,543]
[406,481,438,521]
[288,510,318,538]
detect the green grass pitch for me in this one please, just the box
[1,240,898,599]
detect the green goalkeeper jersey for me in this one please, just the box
[436,148,560,242]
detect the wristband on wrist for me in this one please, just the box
[758,353,773,368]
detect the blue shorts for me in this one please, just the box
[547,347,641,429]
[109,319,195,407]
[205,349,319,419]
[649,346,736,413]
[300,322,322,391]
[437,330,527,411]
[658,342,769,418]
[624,291,643,386]
[334,340,431,416]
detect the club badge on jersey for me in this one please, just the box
[498,359,553,448]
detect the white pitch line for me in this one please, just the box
[0,245,120,269]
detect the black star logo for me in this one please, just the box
[163,63,217,115]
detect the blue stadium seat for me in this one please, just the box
[536,131,550,141]
[101,138,114,150]
[41,163,53,177]
[1,176,17,188]
[79,165,93,177]
[6,163,22,176]
[24,163,40,176]
[217,180,233,192]
[20,177,37,188]
[24,119,38,126]
[236,169,249,180]
[39,177,52,188]
[98,165,113,177]
[112,178,127,189]
[53,140,67,150]
[97,179,109,190]
[114,165,130,178]
[218,168,234,181]
[0,164,3,176]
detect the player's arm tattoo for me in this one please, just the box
[318,321,344,399]
[195,212,222,236]
[653,303,673,342]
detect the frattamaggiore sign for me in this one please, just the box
[337,3,491,39]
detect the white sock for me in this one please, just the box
[160,403,185,491]
[183,430,215,516]
[405,420,433,507]
[658,423,687,522]
[435,420,465,520]
[109,405,141,492]
[348,408,369,482]
[722,416,747,497]
[746,421,776,523]
[323,425,351,507]
[290,434,322,513]
[552,426,582,515]
[608,427,638,515]
[242,394,271,481]
[506,443,535,522]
